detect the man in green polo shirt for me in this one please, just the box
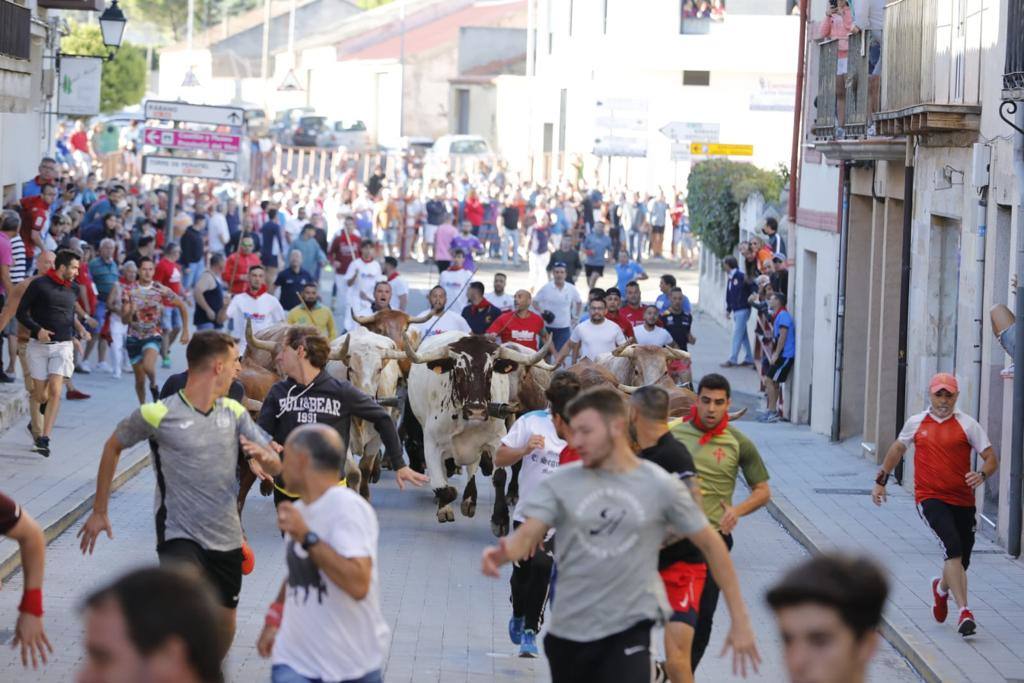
[671,372,771,673]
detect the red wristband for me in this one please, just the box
[19,588,43,617]
[264,601,283,628]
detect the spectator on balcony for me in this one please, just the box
[851,0,884,75]
[817,0,853,74]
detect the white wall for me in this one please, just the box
[791,226,838,431]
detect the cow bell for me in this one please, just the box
[487,402,521,419]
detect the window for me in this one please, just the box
[455,89,470,135]
[683,70,711,86]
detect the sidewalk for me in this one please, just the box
[694,312,1024,682]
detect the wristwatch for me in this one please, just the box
[301,531,320,551]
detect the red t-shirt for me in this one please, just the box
[223,252,261,294]
[329,231,359,274]
[897,409,991,506]
[606,310,635,339]
[620,304,646,327]
[153,257,183,305]
[19,196,49,259]
[486,310,546,350]
[76,268,98,315]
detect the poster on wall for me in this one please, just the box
[57,56,103,116]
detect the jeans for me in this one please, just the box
[182,260,204,290]
[502,230,521,265]
[729,307,754,364]
[271,664,383,683]
[628,230,647,262]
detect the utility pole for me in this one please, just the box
[260,0,272,116]
[399,0,406,139]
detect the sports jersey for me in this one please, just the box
[486,311,546,350]
[661,306,693,351]
[619,304,646,327]
[897,409,991,506]
[634,325,674,347]
[670,421,770,530]
[114,394,272,551]
[501,410,565,523]
[439,266,473,311]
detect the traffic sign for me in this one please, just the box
[143,155,238,180]
[670,142,692,161]
[143,128,242,153]
[144,100,244,127]
[660,121,721,142]
[593,136,647,158]
[689,142,754,157]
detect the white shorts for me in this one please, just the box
[27,339,74,381]
[424,223,439,247]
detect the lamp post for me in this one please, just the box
[97,0,128,59]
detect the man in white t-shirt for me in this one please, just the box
[490,272,514,312]
[634,304,675,347]
[439,249,474,312]
[412,286,471,338]
[225,265,286,354]
[494,371,581,658]
[344,240,383,326]
[555,297,625,365]
[207,203,230,256]
[382,256,409,311]
[255,424,390,683]
[532,264,581,353]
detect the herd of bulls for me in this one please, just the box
[232,312,739,537]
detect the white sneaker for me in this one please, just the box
[78,360,93,373]
[96,361,112,373]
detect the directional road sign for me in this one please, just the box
[143,155,238,180]
[689,142,754,157]
[593,136,648,158]
[144,100,244,127]
[659,121,721,142]
[143,128,242,154]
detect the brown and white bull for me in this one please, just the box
[351,309,432,376]
[404,331,550,523]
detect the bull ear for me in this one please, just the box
[427,358,456,374]
[493,359,519,374]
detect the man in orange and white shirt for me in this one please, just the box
[871,373,998,638]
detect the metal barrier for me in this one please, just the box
[812,39,838,138]
[844,30,876,137]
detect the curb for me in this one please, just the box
[0,443,152,583]
[764,495,943,683]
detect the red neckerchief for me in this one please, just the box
[685,404,729,446]
[772,306,788,325]
[448,265,463,271]
[387,271,400,281]
[244,285,268,299]
[474,298,492,312]
[46,269,72,287]
[559,445,580,465]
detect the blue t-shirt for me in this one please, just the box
[773,309,796,359]
[615,261,645,293]
[656,293,690,314]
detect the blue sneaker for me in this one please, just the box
[519,629,539,658]
[508,616,524,645]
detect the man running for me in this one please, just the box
[620,280,647,327]
[482,386,760,682]
[225,264,284,355]
[287,282,337,339]
[603,287,636,341]
[494,371,581,657]
[490,272,514,312]
[532,263,582,353]
[256,325,428,505]
[411,286,471,338]
[439,249,474,312]
[630,385,704,682]
[766,554,888,683]
[582,221,612,288]
[461,282,502,335]
[554,297,626,366]
[253,425,392,683]
[670,373,771,671]
[661,287,696,352]
[154,242,185,369]
[123,257,190,404]
[872,372,997,636]
[634,304,676,348]
[16,249,92,456]
[486,289,546,350]
[0,490,51,668]
[78,331,283,656]
[343,239,382,326]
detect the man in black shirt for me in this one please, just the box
[16,249,89,457]
[274,250,314,311]
[546,231,582,284]
[629,385,705,683]
[661,287,695,351]
[500,196,521,266]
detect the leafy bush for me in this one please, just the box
[687,159,786,259]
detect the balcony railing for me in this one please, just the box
[0,0,31,61]
[843,30,877,137]
[1005,0,1024,98]
[881,0,935,112]
[812,39,838,139]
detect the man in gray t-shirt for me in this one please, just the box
[482,387,760,682]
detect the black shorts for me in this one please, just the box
[585,265,604,278]
[545,620,653,683]
[261,254,278,267]
[769,356,794,383]
[436,260,451,274]
[157,538,243,608]
[651,224,666,234]
[918,499,976,569]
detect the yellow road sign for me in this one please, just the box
[689,142,754,156]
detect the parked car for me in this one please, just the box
[292,115,327,147]
[269,107,315,145]
[316,119,371,151]
[424,134,496,179]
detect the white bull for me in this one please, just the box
[404,331,550,523]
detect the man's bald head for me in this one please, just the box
[37,250,56,273]
[514,289,532,312]
[285,424,344,473]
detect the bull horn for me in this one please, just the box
[533,361,556,372]
[498,338,552,367]
[328,335,351,362]
[665,347,691,360]
[617,383,640,394]
[381,348,407,361]
[401,330,449,364]
[353,312,379,326]
[728,408,748,421]
[612,341,636,358]
[406,310,435,324]
[245,319,279,353]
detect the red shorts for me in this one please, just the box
[659,561,707,626]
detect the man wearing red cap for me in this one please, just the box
[871,372,999,637]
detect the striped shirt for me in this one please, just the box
[9,234,26,284]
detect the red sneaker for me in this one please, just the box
[931,578,949,623]
[241,539,256,575]
[957,609,976,636]
[66,389,91,400]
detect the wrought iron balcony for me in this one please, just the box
[811,38,838,139]
[842,30,876,137]
[1004,0,1024,100]
[0,0,31,61]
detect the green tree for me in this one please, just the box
[121,0,260,42]
[686,159,786,259]
[61,23,147,113]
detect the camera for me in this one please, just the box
[541,310,555,324]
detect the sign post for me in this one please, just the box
[143,156,238,180]
[143,128,242,153]
[144,100,244,127]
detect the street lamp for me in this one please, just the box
[98,0,127,56]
